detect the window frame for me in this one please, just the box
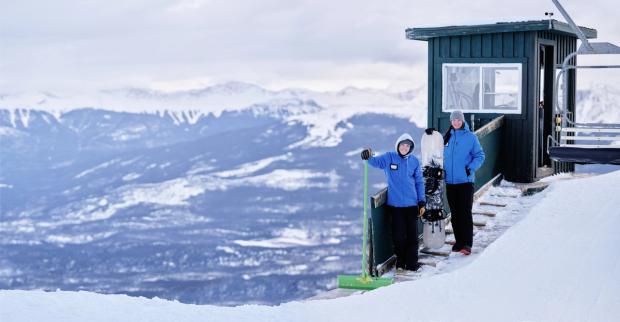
[441,63,523,115]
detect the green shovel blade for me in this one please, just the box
[337,274,394,290]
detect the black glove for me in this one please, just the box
[465,166,471,177]
[425,128,435,135]
[361,148,372,160]
[443,126,453,145]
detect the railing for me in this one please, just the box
[473,115,505,192]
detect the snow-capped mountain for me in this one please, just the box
[0,81,426,122]
[576,83,620,124]
[0,82,426,148]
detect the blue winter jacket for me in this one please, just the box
[368,133,426,207]
[444,122,485,184]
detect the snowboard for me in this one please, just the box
[420,130,446,249]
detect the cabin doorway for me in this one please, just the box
[537,43,555,176]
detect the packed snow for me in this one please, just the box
[2,170,619,322]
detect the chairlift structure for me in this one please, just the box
[547,0,620,165]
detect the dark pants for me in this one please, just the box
[446,183,474,249]
[388,205,419,270]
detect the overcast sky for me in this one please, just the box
[1,0,618,93]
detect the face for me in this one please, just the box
[398,142,411,155]
[451,118,463,129]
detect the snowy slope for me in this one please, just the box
[2,170,619,322]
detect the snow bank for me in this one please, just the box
[2,171,620,322]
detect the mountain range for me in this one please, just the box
[0,81,617,305]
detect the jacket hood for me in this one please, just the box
[394,133,415,157]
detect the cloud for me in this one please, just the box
[1,0,618,92]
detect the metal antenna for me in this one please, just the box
[551,0,593,52]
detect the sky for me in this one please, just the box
[2,0,619,94]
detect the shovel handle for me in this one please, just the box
[361,160,369,277]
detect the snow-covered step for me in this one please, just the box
[393,270,423,282]
[446,224,482,234]
[418,257,438,267]
[420,246,451,257]
[472,210,497,217]
[514,181,550,195]
[478,200,508,207]
[489,193,519,198]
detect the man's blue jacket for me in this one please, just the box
[444,122,485,184]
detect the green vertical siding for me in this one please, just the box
[426,30,578,183]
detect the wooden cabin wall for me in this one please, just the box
[426,31,577,182]
[427,31,537,183]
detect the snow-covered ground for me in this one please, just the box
[2,170,619,322]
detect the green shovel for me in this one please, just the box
[337,160,394,290]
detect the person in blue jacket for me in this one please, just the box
[443,110,485,255]
[361,133,426,272]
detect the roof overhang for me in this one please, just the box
[406,20,597,41]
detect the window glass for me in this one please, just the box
[442,63,522,114]
[482,66,520,111]
[443,65,479,111]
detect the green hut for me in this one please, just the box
[407,20,596,183]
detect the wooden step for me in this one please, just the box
[490,193,519,198]
[473,210,496,217]
[420,248,451,257]
[446,223,484,233]
[473,219,487,227]
[478,201,508,207]
[418,258,438,267]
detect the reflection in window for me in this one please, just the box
[442,63,522,114]
[444,65,479,110]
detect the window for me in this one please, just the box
[442,63,522,114]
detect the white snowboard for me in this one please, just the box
[420,130,446,249]
[422,220,446,249]
[420,130,444,167]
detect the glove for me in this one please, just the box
[443,127,453,145]
[465,166,471,177]
[361,148,372,160]
[425,128,435,135]
[418,202,426,218]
